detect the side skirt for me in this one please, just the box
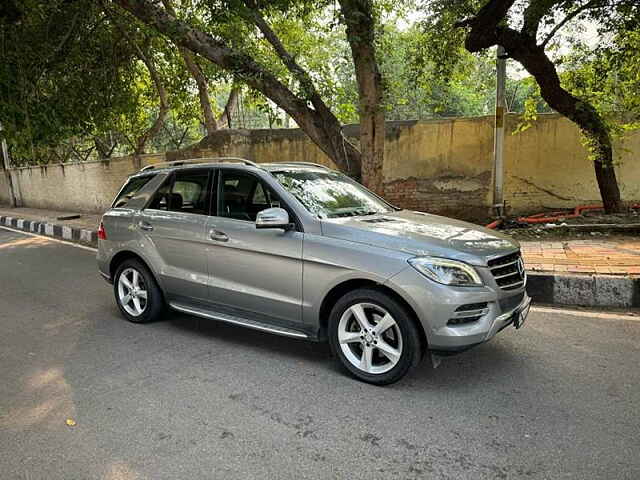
[169,302,311,340]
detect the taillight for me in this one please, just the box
[97,222,107,240]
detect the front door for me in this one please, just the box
[206,169,303,326]
[138,168,213,303]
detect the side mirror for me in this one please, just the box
[256,207,293,230]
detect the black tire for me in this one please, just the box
[328,288,423,385]
[113,259,164,323]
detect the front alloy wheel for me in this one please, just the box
[338,303,403,375]
[329,288,423,385]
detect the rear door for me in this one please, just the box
[138,168,213,303]
[205,168,303,326]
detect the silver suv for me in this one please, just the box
[98,158,530,384]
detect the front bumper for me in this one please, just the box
[428,292,531,353]
[386,266,530,353]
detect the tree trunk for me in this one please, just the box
[161,0,217,135]
[108,10,169,158]
[132,45,169,155]
[339,0,385,195]
[216,86,240,129]
[0,122,17,207]
[459,0,623,213]
[494,32,623,213]
[182,51,217,135]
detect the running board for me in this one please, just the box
[169,302,309,339]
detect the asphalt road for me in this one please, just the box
[1,227,639,480]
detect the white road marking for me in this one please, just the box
[0,225,97,252]
[532,305,639,321]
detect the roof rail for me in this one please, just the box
[271,162,330,169]
[140,157,259,172]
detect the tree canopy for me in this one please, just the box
[0,0,637,207]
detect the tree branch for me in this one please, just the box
[133,43,170,154]
[522,0,559,38]
[241,0,335,119]
[540,0,605,48]
[463,0,517,51]
[110,0,362,175]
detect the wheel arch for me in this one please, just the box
[317,279,428,352]
[109,250,164,293]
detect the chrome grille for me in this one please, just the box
[488,251,526,290]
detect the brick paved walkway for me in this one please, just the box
[521,240,640,276]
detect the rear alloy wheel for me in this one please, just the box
[329,289,422,385]
[118,267,148,317]
[114,259,164,323]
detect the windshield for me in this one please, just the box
[273,169,394,219]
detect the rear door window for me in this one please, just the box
[113,175,156,208]
[170,170,211,215]
[147,169,212,215]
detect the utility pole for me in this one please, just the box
[493,45,507,217]
[0,122,17,207]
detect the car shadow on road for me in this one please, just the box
[163,311,334,360]
[160,309,528,390]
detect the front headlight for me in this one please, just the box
[408,256,483,286]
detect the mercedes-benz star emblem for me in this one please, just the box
[517,258,525,277]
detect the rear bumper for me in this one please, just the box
[97,245,112,283]
[99,270,112,284]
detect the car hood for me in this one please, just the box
[321,210,519,266]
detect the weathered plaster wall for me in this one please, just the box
[503,114,640,211]
[1,114,638,218]
[3,154,164,213]
[381,117,494,219]
[0,172,11,205]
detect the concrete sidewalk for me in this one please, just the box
[1,205,638,308]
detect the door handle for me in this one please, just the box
[139,221,154,232]
[209,229,228,242]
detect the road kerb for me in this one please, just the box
[0,215,97,248]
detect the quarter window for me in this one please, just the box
[113,174,156,208]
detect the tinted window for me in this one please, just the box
[170,170,211,215]
[148,179,171,211]
[148,170,211,215]
[218,170,281,221]
[113,175,156,208]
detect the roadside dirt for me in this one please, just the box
[492,209,640,241]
